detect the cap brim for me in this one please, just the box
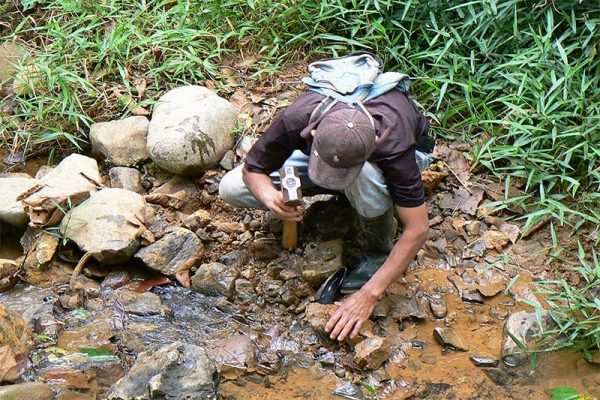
[308,149,363,191]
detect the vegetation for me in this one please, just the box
[1,1,598,225]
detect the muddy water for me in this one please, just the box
[221,268,599,399]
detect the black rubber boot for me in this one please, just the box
[340,252,388,294]
[357,207,396,253]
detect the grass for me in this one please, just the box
[0,0,598,228]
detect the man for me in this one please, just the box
[219,53,431,342]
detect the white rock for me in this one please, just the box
[90,116,150,166]
[0,177,41,227]
[27,154,100,201]
[147,86,237,175]
[61,188,145,264]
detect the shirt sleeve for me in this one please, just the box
[244,92,323,174]
[378,145,425,208]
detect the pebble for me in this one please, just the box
[419,353,437,365]
[433,327,468,351]
[428,297,448,319]
[469,354,499,367]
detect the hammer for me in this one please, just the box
[279,166,303,251]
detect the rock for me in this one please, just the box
[234,279,255,303]
[433,327,468,351]
[317,350,335,366]
[0,42,25,82]
[182,209,211,231]
[106,341,218,400]
[219,249,250,269]
[109,167,144,193]
[354,336,391,371]
[466,221,481,236]
[0,301,33,382]
[438,187,484,216]
[482,230,510,251]
[428,297,447,319]
[34,166,53,179]
[332,381,365,399]
[303,199,358,240]
[134,227,203,277]
[72,275,101,297]
[90,116,150,166]
[420,353,437,365]
[34,231,59,266]
[26,154,100,201]
[191,262,238,298]
[302,239,344,288]
[206,334,257,373]
[111,289,171,316]
[508,240,549,274]
[57,317,115,353]
[211,220,244,234]
[500,223,520,244]
[61,188,145,264]
[152,176,201,205]
[483,367,513,386]
[0,177,41,227]
[462,289,484,304]
[102,270,131,289]
[147,85,237,175]
[0,382,54,400]
[421,170,447,193]
[219,150,235,170]
[502,310,545,366]
[469,354,499,367]
[374,293,427,320]
[305,303,338,336]
[463,238,487,259]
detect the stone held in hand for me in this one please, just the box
[90,116,150,166]
[147,85,237,175]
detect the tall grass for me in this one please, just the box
[1,0,598,226]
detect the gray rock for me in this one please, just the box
[428,297,447,319]
[469,354,499,367]
[111,289,171,316]
[109,167,144,193]
[26,154,100,201]
[462,289,484,304]
[90,116,150,166]
[147,86,237,175]
[61,188,145,264]
[0,177,41,227]
[219,150,235,170]
[0,382,54,400]
[206,334,257,370]
[234,279,255,303]
[433,327,468,351]
[134,227,203,277]
[102,270,131,289]
[502,310,545,366]
[191,262,238,298]
[107,341,218,400]
[34,165,53,180]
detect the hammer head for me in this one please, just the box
[279,166,303,206]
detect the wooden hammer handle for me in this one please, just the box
[282,220,298,251]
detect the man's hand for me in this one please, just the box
[242,168,302,221]
[325,288,378,341]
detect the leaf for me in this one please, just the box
[545,386,579,400]
[72,308,92,321]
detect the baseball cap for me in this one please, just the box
[308,108,376,191]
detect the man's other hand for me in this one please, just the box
[325,289,378,341]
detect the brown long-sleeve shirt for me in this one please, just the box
[245,89,429,207]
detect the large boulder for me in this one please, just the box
[107,341,218,400]
[26,154,100,201]
[147,86,237,175]
[134,227,203,277]
[90,116,150,166]
[0,177,41,227]
[60,188,145,264]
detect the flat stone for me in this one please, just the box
[354,336,391,371]
[61,188,145,264]
[420,353,437,365]
[109,167,144,193]
[26,154,100,201]
[0,382,53,400]
[90,116,150,166]
[462,289,484,304]
[57,317,115,353]
[0,177,41,227]
[482,230,510,251]
[469,354,499,367]
[305,303,338,336]
[191,262,238,298]
[206,334,257,371]
[106,341,218,400]
[134,227,202,276]
[111,289,171,316]
[0,301,33,382]
[373,293,427,320]
[433,327,468,351]
[102,270,131,289]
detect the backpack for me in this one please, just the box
[303,52,434,154]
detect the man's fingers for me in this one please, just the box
[329,316,349,340]
[337,320,356,342]
[350,320,364,339]
[326,307,344,332]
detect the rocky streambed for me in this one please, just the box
[0,84,598,399]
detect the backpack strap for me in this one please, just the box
[309,97,338,125]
